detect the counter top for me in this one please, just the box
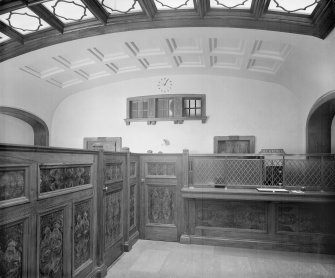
[181,187,335,203]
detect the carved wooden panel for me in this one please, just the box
[74,200,91,270]
[130,162,136,178]
[277,204,335,234]
[105,190,122,248]
[214,136,255,154]
[40,165,90,193]
[104,163,123,183]
[147,162,176,176]
[39,210,64,278]
[129,184,136,229]
[148,186,175,225]
[196,201,266,231]
[0,222,23,278]
[0,169,25,201]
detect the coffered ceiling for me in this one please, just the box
[16,32,294,90]
[0,0,334,63]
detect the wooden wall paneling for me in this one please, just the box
[73,197,93,278]
[128,154,140,249]
[37,203,71,278]
[0,215,29,278]
[102,153,126,268]
[123,151,130,252]
[94,150,107,277]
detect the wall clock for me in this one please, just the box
[157,77,172,93]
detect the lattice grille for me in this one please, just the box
[324,160,335,190]
[192,158,261,185]
[284,159,321,187]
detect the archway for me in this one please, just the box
[0,106,49,146]
[306,91,335,153]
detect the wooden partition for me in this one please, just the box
[1,144,335,278]
[0,145,99,278]
[181,152,335,254]
[0,145,142,278]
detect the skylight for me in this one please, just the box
[43,0,95,24]
[154,0,194,10]
[0,32,11,43]
[98,0,142,14]
[0,8,50,35]
[210,0,252,10]
[268,0,320,15]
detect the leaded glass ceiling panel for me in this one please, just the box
[154,0,194,10]
[0,7,50,35]
[42,0,95,23]
[210,0,252,10]
[98,0,142,14]
[268,0,320,15]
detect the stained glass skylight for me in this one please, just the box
[43,0,95,24]
[268,0,320,15]
[0,32,10,43]
[210,0,252,10]
[0,8,50,35]
[154,0,194,10]
[98,0,142,14]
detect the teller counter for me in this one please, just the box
[181,187,335,254]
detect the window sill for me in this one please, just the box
[124,116,207,125]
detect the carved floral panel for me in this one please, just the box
[74,201,91,270]
[148,186,175,224]
[196,201,266,230]
[104,163,122,183]
[129,184,136,228]
[147,163,176,176]
[40,166,90,193]
[277,204,335,234]
[39,210,63,278]
[0,222,23,278]
[0,170,25,201]
[130,162,136,178]
[105,191,122,247]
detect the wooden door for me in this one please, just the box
[140,155,182,241]
[102,154,126,267]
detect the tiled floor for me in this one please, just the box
[106,240,335,278]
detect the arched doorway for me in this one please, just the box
[0,106,49,146]
[306,91,335,153]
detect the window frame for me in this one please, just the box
[125,94,207,125]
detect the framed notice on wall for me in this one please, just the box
[83,137,122,151]
[214,136,255,154]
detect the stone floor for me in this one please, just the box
[106,240,335,278]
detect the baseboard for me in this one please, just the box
[123,230,139,252]
[180,235,335,254]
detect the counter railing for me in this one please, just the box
[187,153,335,191]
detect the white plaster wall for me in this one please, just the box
[51,75,304,154]
[0,114,34,145]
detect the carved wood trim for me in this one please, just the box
[0,106,49,146]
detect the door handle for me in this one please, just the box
[103,186,108,192]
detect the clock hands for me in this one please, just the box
[164,78,170,86]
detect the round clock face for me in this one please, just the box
[157,77,172,93]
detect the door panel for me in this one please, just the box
[103,156,126,268]
[140,156,182,241]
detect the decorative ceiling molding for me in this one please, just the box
[0,0,334,63]
[17,35,293,89]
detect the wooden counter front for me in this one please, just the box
[181,187,335,254]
